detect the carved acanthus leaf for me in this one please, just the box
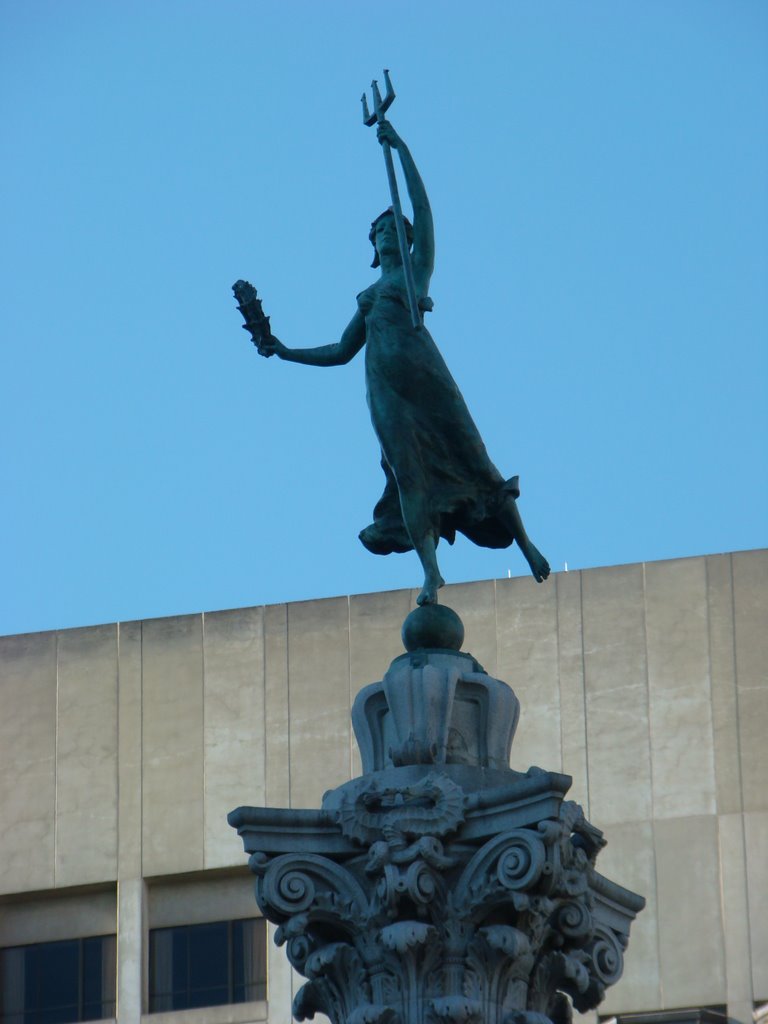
[477,925,532,959]
[348,1005,402,1024]
[430,995,484,1023]
[380,920,436,954]
[293,980,326,1022]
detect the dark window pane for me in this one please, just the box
[172,927,187,999]
[81,938,102,1011]
[233,979,267,1004]
[187,986,229,1009]
[82,1003,108,1022]
[36,1009,78,1024]
[232,919,267,1004]
[232,922,244,990]
[148,928,175,1011]
[95,935,116,1020]
[188,922,228,992]
[163,991,188,1013]
[147,919,266,1014]
[0,947,26,1017]
[1,935,115,1024]
[28,941,79,1011]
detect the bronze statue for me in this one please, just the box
[234,74,549,606]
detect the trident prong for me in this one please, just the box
[361,70,421,329]
[361,68,395,126]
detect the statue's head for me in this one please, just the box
[369,209,413,268]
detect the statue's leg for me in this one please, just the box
[396,484,445,605]
[499,495,551,583]
[413,531,444,606]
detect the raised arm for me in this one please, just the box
[259,307,366,366]
[377,121,434,281]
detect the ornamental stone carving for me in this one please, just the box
[229,605,644,1024]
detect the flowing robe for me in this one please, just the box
[357,281,520,555]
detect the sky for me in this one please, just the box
[1,0,766,636]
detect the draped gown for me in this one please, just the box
[356,279,521,557]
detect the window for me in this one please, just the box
[0,935,116,1024]
[148,918,266,1013]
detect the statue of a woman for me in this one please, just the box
[258,120,550,606]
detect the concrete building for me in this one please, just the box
[0,550,766,1024]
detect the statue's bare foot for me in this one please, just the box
[525,544,550,583]
[417,572,445,606]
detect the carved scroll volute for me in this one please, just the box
[255,852,369,927]
[550,900,593,946]
[453,829,549,917]
[573,926,625,1009]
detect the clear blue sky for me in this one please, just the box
[2,1,766,636]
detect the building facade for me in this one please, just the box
[0,551,766,1024]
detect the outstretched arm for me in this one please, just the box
[377,120,434,281]
[259,308,366,366]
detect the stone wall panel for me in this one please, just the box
[203,607,266,868]
[0,632,57,894]
[141,614,204,876]
[55,624,118,886]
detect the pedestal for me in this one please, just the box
[229,606,644,1024]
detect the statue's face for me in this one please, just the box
[374,216,400,262]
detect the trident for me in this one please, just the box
[362,70,422,329]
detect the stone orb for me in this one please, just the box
[402,604,465,652]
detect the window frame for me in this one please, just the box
[0,932,116,1024]
[147,917,266,1015]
